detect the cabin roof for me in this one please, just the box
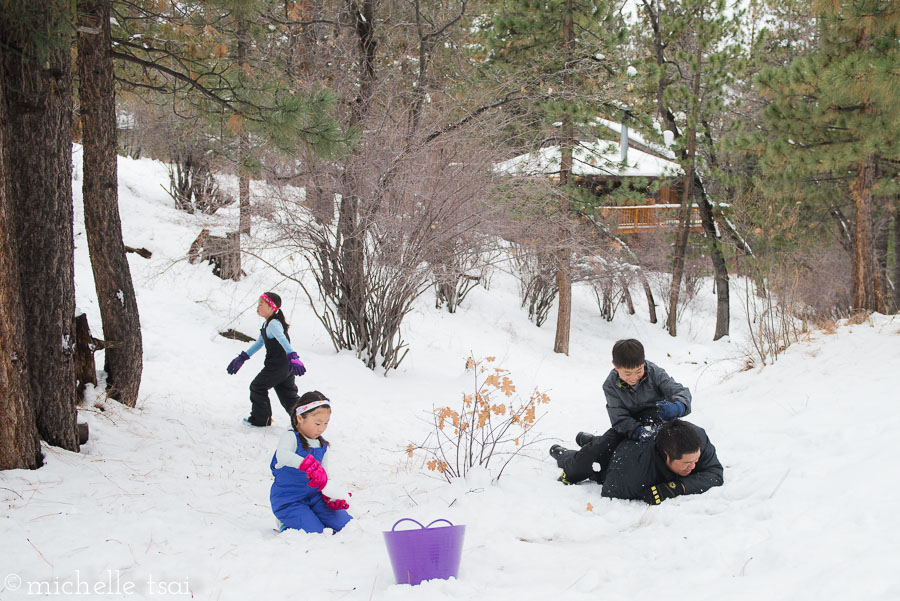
[494,137,682,179]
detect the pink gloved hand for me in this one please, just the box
[298,454,328,490]
[322,494,350,511]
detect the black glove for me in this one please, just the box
[643,481,681,505]
[631,424,659,442]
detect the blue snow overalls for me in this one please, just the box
[269,432,352,533]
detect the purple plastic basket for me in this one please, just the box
[383,518,465,585]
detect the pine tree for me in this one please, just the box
[629,0,745,338]
[756,0,900,312]
[110,0,350,236]
[484,0,627,352]
[1,0,80,452]
[78,0,144,407]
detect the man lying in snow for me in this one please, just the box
[601,419,724,505]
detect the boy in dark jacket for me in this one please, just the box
[602,419,723,504]
[550,339,692,484]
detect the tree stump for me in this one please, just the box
[187,229,241,281]
[74,313,98,400]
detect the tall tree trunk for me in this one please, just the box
[874,210,889,309]
[553,6,574,355]
[697,123,730,340]
[0,74,42,470]
[78,0,143,407]
[666,42,702,338]
[1,1,79,450]
[237,13,251,237]
[695,194,729,339]
[894,197,900,311]
[851,156,884,312]
[337,0,377,363]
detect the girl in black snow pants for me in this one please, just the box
[226,292,306,426]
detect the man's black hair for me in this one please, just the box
[655,419,701,460]
[612,339,645,368]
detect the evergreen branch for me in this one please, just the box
[110,49,236,112]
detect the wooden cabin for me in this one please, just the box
[494,120,703,235]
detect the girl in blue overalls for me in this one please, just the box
[269,391,353,533]
[226,292,306,426]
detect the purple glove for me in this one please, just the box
[298,454,327,490]
[322,494,350,510]
[226,351,249,374]
[287,352,306,376]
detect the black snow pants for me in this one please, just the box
[556,408,661,484]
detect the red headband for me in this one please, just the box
[260,294,279,312]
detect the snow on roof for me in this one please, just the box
[494,137,682,179]
[594,118,677,160]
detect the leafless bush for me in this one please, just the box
[582,256,638,321]
[741,242,852,365]
[509,242,558,327]
[432,237,499,313]
[272,122,501,372]
[407,355,551,483]
[633,231,705,327]
[166,149,230,215]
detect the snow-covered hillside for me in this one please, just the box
[1,150,898,601]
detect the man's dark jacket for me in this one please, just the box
[602,360,692,436]
[601,422,723,501]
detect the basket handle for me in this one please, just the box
[391,518,425,531]
[390,518,456,531]
[425,519,455,529]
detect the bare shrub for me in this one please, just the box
[432,238,499,313]
[273,123,500,372]
[633,231,706,328]
[407,355,551,483]
[583,256,638,321]
[510,242,558,327]
[741,242,852,365]
[166,148,230,215]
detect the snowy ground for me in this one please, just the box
[2,149,899,601]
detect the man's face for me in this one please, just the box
[614,363,645,387]
[665,449,701,477]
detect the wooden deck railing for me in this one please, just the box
[601,203,703,234]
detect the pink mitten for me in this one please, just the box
[322,494,350,510]
[298,454,328,490]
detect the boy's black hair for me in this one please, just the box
[655,419,701,461]
[289,390,330,450]
[612,339,645,368]
[263,291,290,333]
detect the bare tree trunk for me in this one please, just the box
[697,195,730,339]
[553,7,574,355]
[335,0,378,364]
[237,13,251,237]
[78,0,143,407]
[894,197,900,311]
[667,185,692,336]
[620,277,635,315]
[851,157,884,312]
[874,210,889,309]
[0,73,42,470]
[666,42,702,338]
[1,2,79,450]
[642,274,658,323]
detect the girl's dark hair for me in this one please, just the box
[612,339,644,368]
[263,291,290,333]
[289,390,331,450]
[655,419,701,461]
